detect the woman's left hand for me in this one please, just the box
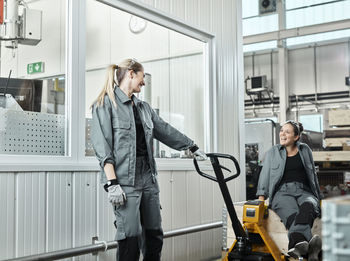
[193,148,208,161]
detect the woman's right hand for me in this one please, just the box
[258,196,265,201]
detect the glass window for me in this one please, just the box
[286,0,350,29]
[243,14,279,36]
[242,0,259,18]
[0,0,66,156]
[85,0,206,159]
[299,114,323,132]
[286,0,340,10]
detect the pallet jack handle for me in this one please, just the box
[193,153,247,238]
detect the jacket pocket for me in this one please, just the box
[113,119,131,147]
[112,119,131,129]
[271,163,280,175]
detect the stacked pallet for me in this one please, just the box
[324,109,350,150]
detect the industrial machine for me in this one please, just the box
[0,0,42,49]
[194,153,285,261]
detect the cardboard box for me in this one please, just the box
[343,141,350,151]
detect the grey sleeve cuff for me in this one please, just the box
[99,155,115,168]
[256,189,268,198]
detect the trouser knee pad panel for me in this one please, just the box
[295,202,316,226]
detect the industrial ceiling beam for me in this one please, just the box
[243,19,350,45]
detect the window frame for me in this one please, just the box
[0,0,217,171]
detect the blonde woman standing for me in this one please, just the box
[91,59,207,261]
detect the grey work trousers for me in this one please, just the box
[113,156,163,261]
[271,182,319,242]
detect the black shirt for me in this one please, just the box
[279,152,308,186]
[132,105,148,157]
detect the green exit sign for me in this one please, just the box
[27,62,44,74]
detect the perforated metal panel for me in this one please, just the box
[85,118,94,156]
[0,109,65,155]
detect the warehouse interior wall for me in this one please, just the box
[244,40,350,125]
[0,0,244,260]
[244,41,349,98]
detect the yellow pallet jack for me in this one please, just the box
[194,153,285,261]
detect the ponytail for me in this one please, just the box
[92,59,143,108]
[93,64,117,108]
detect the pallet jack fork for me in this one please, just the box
[194,153,285,261]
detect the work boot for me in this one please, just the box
[308,234,322,261]
[287,241,309,259]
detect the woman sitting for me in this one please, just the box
[256,120,322,261]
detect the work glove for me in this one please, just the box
[190,144,208,161]
[193,149,208,161]
[108,184,127,207]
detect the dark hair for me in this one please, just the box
[284,120,304,140]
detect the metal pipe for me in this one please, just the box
[348,38,350,76]
[348,38,350,101]
[164,221,222,238]
[4,221,223,261]
[252,52,255,76]
[313,45,318,110]
[4,241,119,261]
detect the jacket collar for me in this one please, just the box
[131,94,142,107]
[114,86,142,107]
[278,141,303,151]
[115,86,131,104]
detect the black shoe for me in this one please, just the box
[287,241,309,259]
[308,235,322,261]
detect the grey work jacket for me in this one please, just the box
[256,142,321,213]
[91,86,194,185]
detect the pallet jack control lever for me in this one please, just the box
[193,153,241,182]
[193,153,247,238]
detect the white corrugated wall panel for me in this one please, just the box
[200,177,215,259]
[1,169,227,260]
[186,171,201,260]
[288,48,315,96]
[170,0,185,20]
[16,172,46,257]
[315,43,348,93]
[73,172,97,261]
[0,173,15,259]
[172,171,188,261]
[154,0,171,14]
[46,172,73,252]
